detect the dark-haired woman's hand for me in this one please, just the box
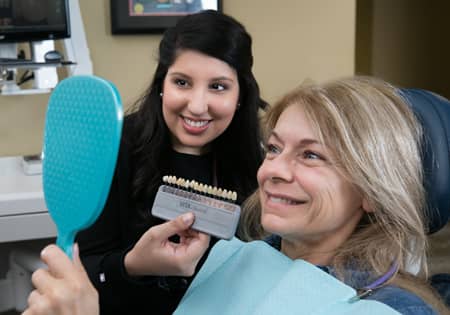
[124,212,210,277]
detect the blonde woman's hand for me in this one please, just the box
[22,244,99,315]
[124,212,210,277]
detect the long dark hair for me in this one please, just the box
[128,10,267,208]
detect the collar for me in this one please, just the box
[263,234,382,290]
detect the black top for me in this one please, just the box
[76,118,218,315]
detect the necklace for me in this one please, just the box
[348,263,398,302]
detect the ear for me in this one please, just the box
[362,198,374,213]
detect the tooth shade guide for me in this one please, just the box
[159,185,239,213]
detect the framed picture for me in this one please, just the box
[111,0,222,34]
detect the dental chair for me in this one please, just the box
[401,88,450,306]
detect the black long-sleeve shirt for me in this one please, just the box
[76,119,218,315]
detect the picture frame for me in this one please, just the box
[111,0,222,34]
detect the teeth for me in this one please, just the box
[184,118,209,127]
[269,196,300,205]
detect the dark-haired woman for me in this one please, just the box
[76,10,266,315]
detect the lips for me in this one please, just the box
[181,116,211,134]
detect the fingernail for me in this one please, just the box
[182,212,194,225]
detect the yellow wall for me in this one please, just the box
[355,0,450,98]
[0,0,355,156]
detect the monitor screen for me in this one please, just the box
[0,0,70,43]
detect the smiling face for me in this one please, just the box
[258,104,368,263]
[162,50,240,155]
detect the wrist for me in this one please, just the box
[124,249,140,276]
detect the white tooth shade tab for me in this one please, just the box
[161,175,238,202]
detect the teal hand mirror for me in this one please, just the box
[43,75,123,258]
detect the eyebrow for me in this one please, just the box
[270,130,322,146]
[167,72,236,83]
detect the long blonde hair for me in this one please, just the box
[240,76,448,313]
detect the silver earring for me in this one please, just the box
[160,92,163,97]
[237,103,240,108]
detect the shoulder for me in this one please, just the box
[123,113,139,140]
[118,113,142,157]
[112,113,138,175]
[367,285,438,315]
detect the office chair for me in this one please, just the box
[400,88,450,306]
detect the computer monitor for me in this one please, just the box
[0,0,70,43]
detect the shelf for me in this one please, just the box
[0,60,76,70]
[0,87,51,96]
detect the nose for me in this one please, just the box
[186,87,208,116]
[259,153,295,183]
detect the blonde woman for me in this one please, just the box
[240,76,448,314]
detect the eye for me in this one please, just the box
[298,149,329,167]
[264,143,281,156]
[302,150,323,160]
[174,78,189,88]
[210,82,227,91]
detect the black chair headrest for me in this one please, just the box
[400,88,450,234]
